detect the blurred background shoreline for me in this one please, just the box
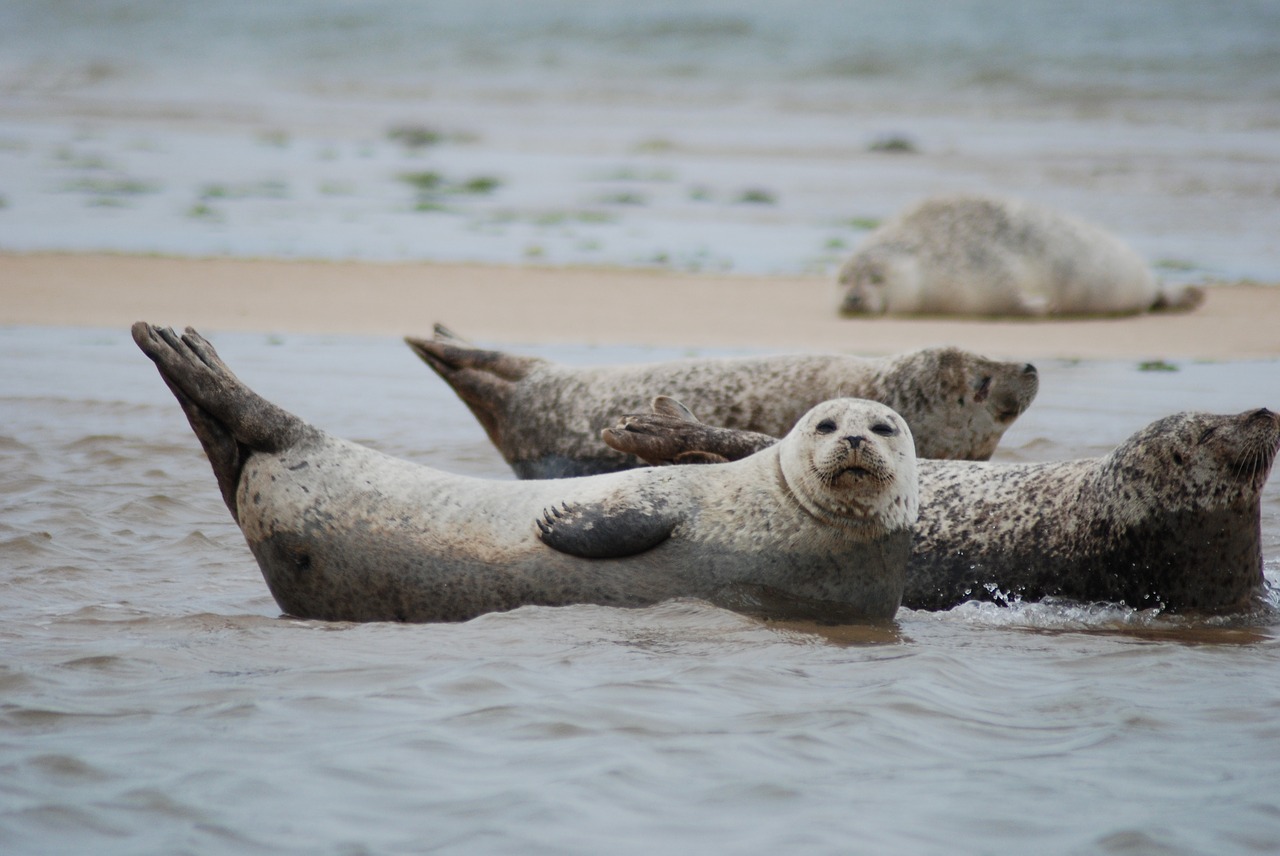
[3,0,1278,281]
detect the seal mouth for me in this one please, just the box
[841,466,874,478]
[1228,408,1280,482]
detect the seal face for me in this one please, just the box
[603,398,1278,613]
[838,194,1204,317]
[133,323,918,624]
[776,400,918,536]
[407,324,1037,476]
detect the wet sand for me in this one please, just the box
[3,252,1278,359]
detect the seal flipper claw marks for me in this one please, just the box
[535,498,680,559]
[131,322,312,521]
[404,327,542,450]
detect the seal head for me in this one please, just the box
[778,399,918,536]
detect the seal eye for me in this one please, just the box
[1197,427,1217,445]
[871,423,897,437]
[815,418,837,434]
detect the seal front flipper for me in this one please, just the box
[536,497,681,559]
[602,395,777,466]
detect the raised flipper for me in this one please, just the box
[131,322,314,521]
[601,396,779,466]
[404,326,543,448]
[535,495,680,559]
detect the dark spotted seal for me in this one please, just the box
[132,323,919,624]
[406,324,1038,478]
[839,194,1204,317]
[604,398,1278,613]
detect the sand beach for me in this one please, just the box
[5,252,1278,360]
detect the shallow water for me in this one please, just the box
[2,1,1279,279]
[2,326,1279,854]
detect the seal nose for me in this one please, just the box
[844,435,864,449]
[1247,407,1277,424]
[1023,363,1037,376]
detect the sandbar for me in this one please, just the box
[2,252,1277,360]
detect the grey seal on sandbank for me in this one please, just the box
[604,397,1278,613]
[132,323,919,624]
[406,324,1038,478]
[839,194,1204,317]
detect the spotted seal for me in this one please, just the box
[406,324,1038,478]
[132,322,919,624]
[604,398,1278,613]
[838,194,1204,317]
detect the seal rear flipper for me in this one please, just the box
[430,322,469,345]
[536,498,680,559]
[132,322,313,520]
[404,334,540,383]
[404,334,543,449]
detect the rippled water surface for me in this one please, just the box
[2,326,1279,854]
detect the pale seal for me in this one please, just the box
[838,194,1204,317]
[132,322,919,624]
[406,324,1038,478]
[604,398,1279,613]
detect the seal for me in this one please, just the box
[406,324,1038,477]
[132,322,919,624]
[838,194,1204,317]
[604,398,1279,613]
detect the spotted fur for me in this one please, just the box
[408,325,1037,477]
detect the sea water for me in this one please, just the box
[1,327,1278,854]
[4,4,1280,852]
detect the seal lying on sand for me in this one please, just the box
[838,194,1204,317]
[406,325,1038,477]
[604,397,1278,613]
[133,322,919,624]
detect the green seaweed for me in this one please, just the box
[598,191,647,206]
[187,202,223,221]
[64,176,158,196]
[388,124,443,149]
[869,134,918,154]
[256,130,291,148]
[459,175,502,194]
[633,138,676,154]
[399,171,444,191]
[199,180,289,200]
[736,188,777,205]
